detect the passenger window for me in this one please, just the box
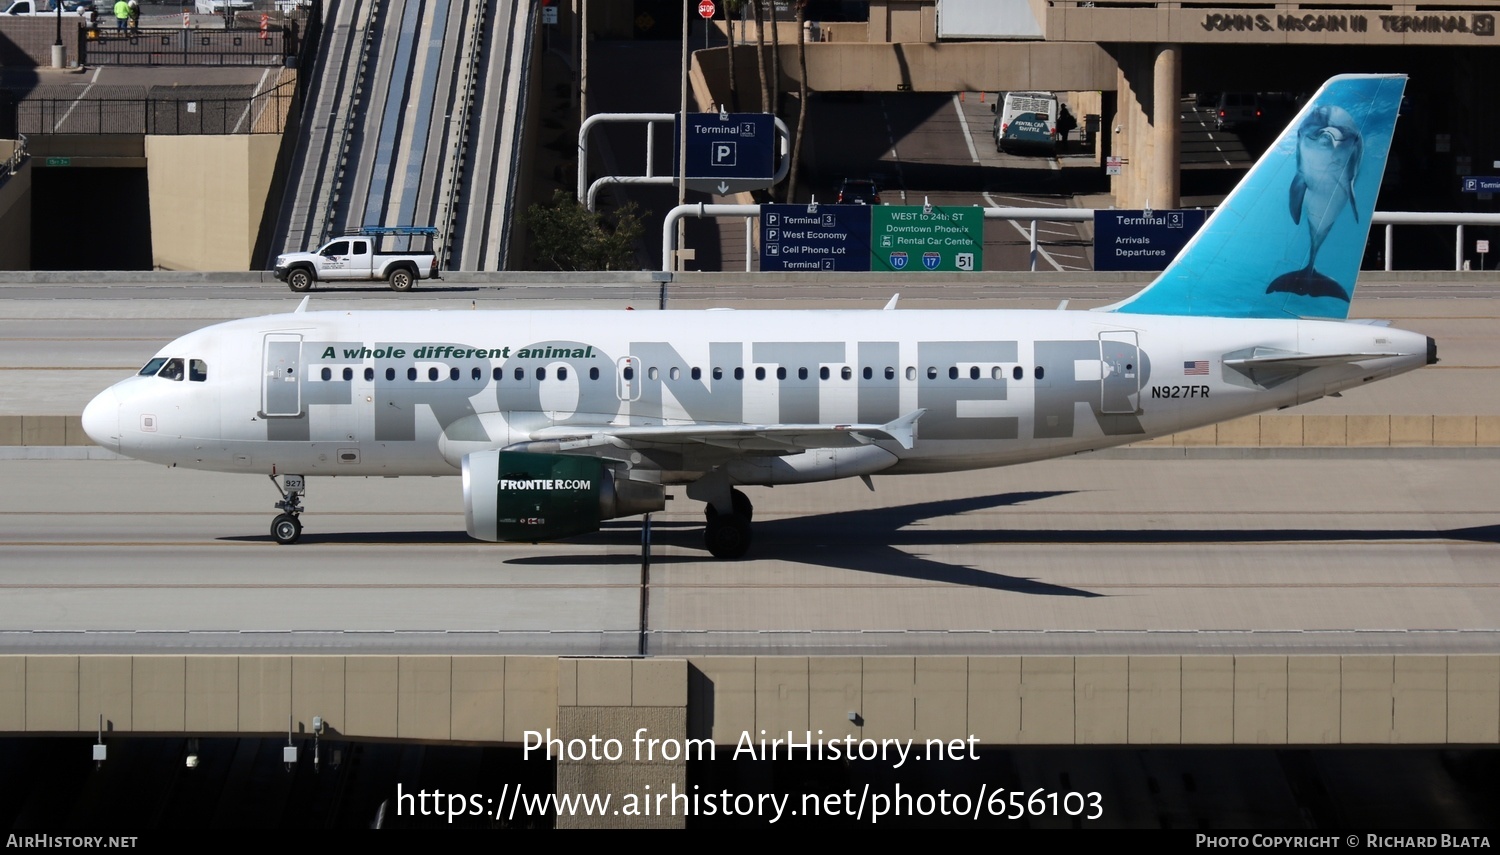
[820,367,830,380]
[515,367,525,381]
[138,358,167,377]
[905,367,915,381]
[408,367,418,381]
[862,367,872,380]
[623,366,634,381]
[365,367,374,381]
[589,367,599,380]
[320,367,331,381]
[1036,366,1045,380]
[648,367,659,380]
[798,368,808,380]
[927,367,938,380]
[536,367,547,381]
[191,359,209,382]
[472,367,481,381]
[1013,366,1023,380]
[970,366,980,380]
[691,367,701,380]
[755,367,766,380]
[949,367,958,380]
[386,368,396,381]
[558,366,569,380]
[991,366,1002,380]
[841,367,851,380]
[712,367,722,380]
[428,367,439,381]
[341,367,352,381]
[776,367,787,380]
[450,367,460,381]
[734,367,744,380]
[670,367,680,380]
[493,367,502,381]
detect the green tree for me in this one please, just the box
[523,190,644,271]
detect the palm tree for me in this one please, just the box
[720,0,744,111]
[787,0,809,201]
[749,0,769,112]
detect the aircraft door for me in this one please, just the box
[616,356,642,402]
[1099,331,1141,414]
[262,333,304,417]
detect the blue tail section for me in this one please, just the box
[1106,74,1405,320]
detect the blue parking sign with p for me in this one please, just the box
[713,142,737,167]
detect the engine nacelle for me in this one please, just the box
[462,450,665,542]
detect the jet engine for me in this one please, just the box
[462,450,665,542]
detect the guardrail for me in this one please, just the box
[659,204,1500,273]
[79,26,291,67]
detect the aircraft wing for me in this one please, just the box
[522,410,925,454]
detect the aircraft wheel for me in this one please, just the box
[704,513,751,560]
[271,513,302,545]
[731,488,753,521]
[287,268,314,292]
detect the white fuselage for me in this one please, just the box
[81,308,1430,484]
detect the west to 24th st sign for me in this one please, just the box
[674,113,777,195]
[871,206,983,272]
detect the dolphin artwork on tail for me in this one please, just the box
[1268,105,1365,300]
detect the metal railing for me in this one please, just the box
[17,81,295,135]
[1,134,26,178]
[79,26,290,67]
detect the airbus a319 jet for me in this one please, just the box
[82,74,1433,559]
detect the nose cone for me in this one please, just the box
[81,386,120,451]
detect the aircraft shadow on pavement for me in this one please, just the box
[513,490,1105,599]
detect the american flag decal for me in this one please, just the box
[1184,360,1209,375]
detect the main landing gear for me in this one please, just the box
[270,474,306,545]
[702,488,753,560]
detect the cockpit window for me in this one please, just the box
[159,358,185,381]
[138,357,168,376]
[189,359,208,382]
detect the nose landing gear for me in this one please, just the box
[270,474,306,545]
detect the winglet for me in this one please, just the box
[883,293,900,310]
[873,409,925,450]
[294,295,310,314]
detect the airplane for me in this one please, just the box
[81,74,1433,559]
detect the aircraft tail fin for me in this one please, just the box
[1104,74,1405,320]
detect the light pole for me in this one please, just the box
[51,1,65,68]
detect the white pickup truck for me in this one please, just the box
[273,227,441,292]
[2,0,92,16]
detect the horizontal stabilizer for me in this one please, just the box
[1224,352,1403,369]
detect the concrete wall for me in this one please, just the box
[0,153,31,270]
[694,41,1115,108]
[144,134,280,271]
[4,654,1495,748]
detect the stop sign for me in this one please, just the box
[698,0,715,18]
